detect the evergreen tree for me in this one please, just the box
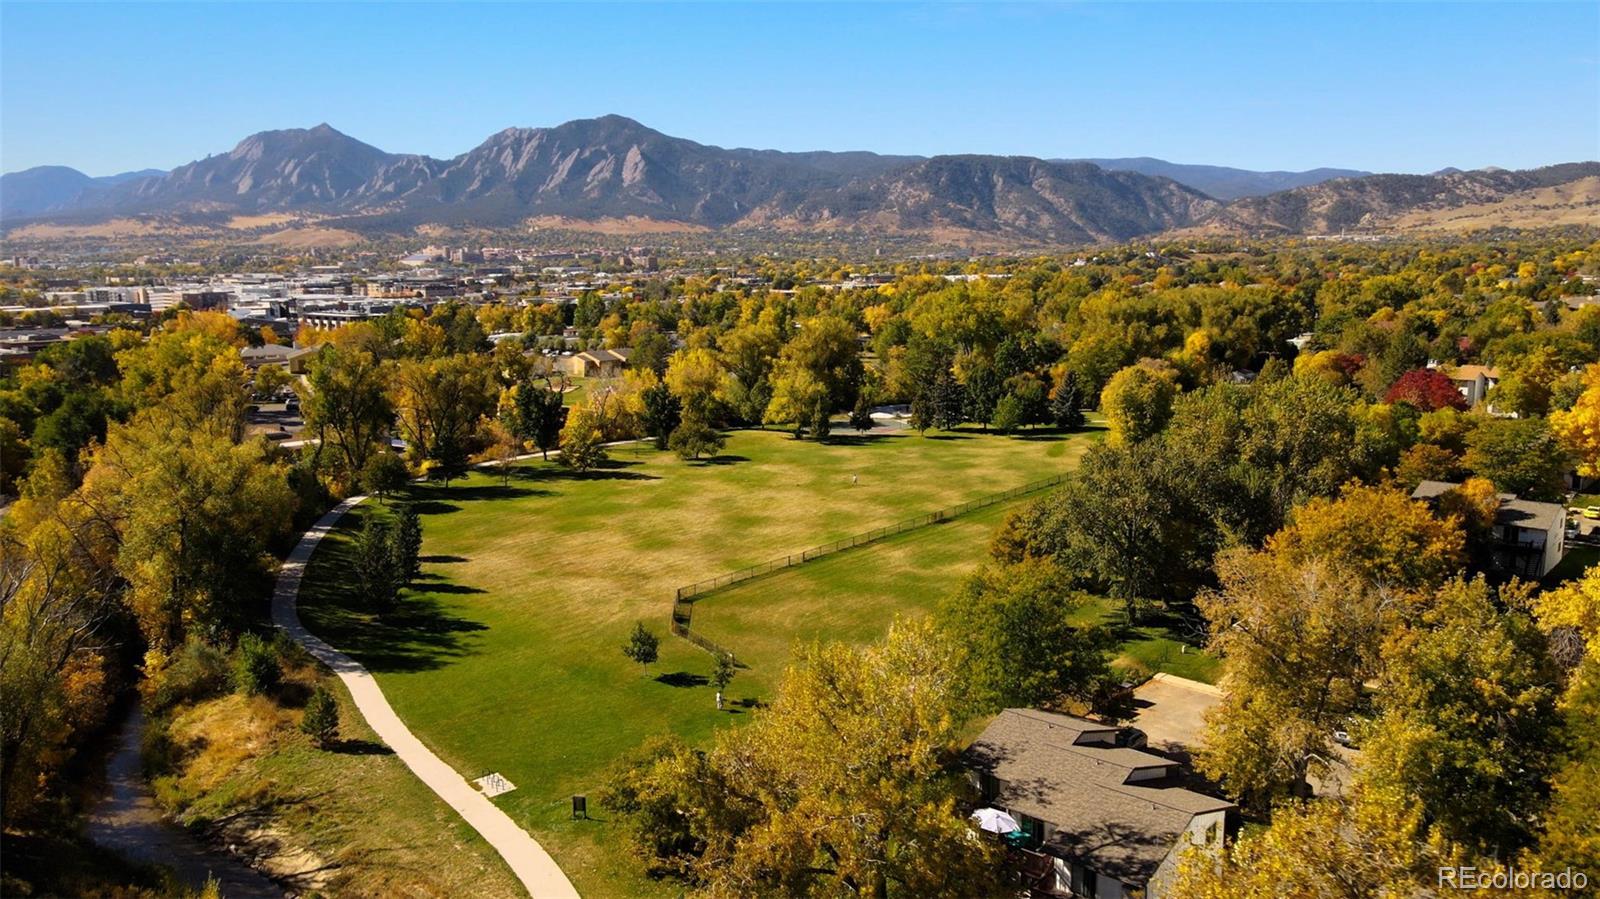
[1051,372,1085,430]
[393,505,423,582]
[849,393,876,435]
[355,517,403,611]
[301,685,340,748]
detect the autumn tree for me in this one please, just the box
[1100,360,1178,445]
[1197,549,1391,808]
[392,354,496,475]
[559,401,609,472]
[604,619,999,897]
[301,344,393,485]
[936,559,1115,712]
[1383,368,1468,411]
[1269,484,1466,591]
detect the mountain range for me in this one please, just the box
[3,116,1595,244]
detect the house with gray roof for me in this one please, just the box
[964,708,1235,899]
[1410,480,1567,579]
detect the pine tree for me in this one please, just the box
[301,685,340,748]
[1051,372,1085,430]
[393,505,423,583]
[849,394,876,434]
[355,517,402,611]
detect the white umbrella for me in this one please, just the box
[970,807,1021,834]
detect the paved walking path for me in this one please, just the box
[272,497,580,899]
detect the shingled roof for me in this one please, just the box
[964,709,1234,885]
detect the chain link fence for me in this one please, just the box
[669,472,1071,656]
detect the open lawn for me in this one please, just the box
[299,425,1099,897]
[694,503,1219,690]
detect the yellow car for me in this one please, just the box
[1584,507,1600,520]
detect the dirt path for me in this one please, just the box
[272,497,580,899]
[86,705,287,898]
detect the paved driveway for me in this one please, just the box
[1130,674,1221,757]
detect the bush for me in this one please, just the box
[230,633,281,696]
[360,451,410,499]
[301,685,340,748]
[148,638,229,712]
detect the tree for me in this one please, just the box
[559,401,609,472]
[1197,549,1389,809]
[641,381,682,450]
[1050,371,1086,430]
[1550,362,1600,476]
[711,653,735,695]
[302,345,394,485]
[668,413,725,461]
[848,393,876,435]
[935,559,1115,712]
[1463,416,1570,500]
[764,365,827,436]
[1173,785,1449,899]
[1384,368,1468,411]
[623,622,660,666]
[1100,360,1178,445]
[230,633,281,696]
[301,685,340,748]
[603,619,999,897]
[927,368,965,431]
[354,517,402,611]
[1361,578,1562,856]
[360,451,410,501]
[393,505,423,583]
[989,394,1024,434]
[392,354,496,473]
[1269,484,1466,591]
[512,377,566,460]
[78,406,296,652]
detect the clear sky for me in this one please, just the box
[2,1,1597,177]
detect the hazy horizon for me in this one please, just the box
[2,1,1596,177]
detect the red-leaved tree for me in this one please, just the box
[1384,369,1469,411]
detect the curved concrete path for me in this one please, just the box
[272,497,580,899]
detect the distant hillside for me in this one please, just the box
[1070,157,1369,200]
[1194,163,1600,235]
[0,166,168,219]
[3,118,1595,244]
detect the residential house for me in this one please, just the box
[965,709,1235,899]
[557,347,631,379]
[1445,364,1501,408]
[1411,480,1567,579]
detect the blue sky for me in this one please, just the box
[2,1,1596,176]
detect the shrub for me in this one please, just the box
[148,638,229,712]
[301,685,340,748]
[230,633,281,696]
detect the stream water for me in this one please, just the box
[85,705,286,898]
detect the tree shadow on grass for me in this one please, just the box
[819,434,891,447]
[313,593,490,674]
[922,433,974,441]
[688,454,749,466]
[412,484,548,504]
[332,738,394,756]
[419,554,467,564]
[410,500,460,516]
[416,582,487,596]
[655,671,709,687]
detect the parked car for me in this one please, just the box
[1584,506,1600,520]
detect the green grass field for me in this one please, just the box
[299,425,1097,897]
